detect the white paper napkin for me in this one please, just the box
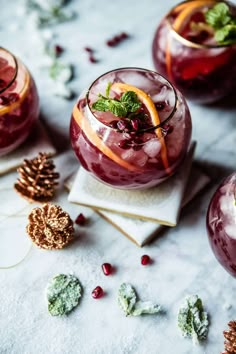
[0,120,56,175]
[68,142,196,226]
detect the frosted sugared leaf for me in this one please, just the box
[178,294,209,344]
[118,283,137,316]
[132,300,161,316]
[46,274,82,316]
[118,283,161,317]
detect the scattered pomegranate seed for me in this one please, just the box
[155,102,165,110]
[89,54,98,63]
[92,286,104,299]
[84,47,98,63]
[84,47,94,53]
[54,45,64,56]
[131,118,139,131]
[106,32,130,47]
[141,254,151,265]
[75,213,86,226]
[102,263,112,276]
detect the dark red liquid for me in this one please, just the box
[0,55,39,156]
[206,173,236,277]
[152,1,236,103]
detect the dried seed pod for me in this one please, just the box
[26,204,74,250]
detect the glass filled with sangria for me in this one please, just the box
[70,67,192,189]
[206,172,236,277]
[152,0,236,103]
[0,47,39,156]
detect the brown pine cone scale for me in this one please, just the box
[222,321,236,354]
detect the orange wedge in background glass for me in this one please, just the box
[111,82,170,174]
[166,0,215,79]
[72,105,141,172]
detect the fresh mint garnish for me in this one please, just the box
[205,2,236,44]
[118,283,161,317]
[46,274,82,316]
[92,83,141,118]
[177,294,209,344]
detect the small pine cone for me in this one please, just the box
[222,321,236,354]
[26,204,74,250]
[14,152,59,203]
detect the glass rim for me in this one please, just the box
[0,47,18,95]
[85,67,179,133]
[166,0,236,49]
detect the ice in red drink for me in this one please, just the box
[152,0,236,103]
[207,173,236,277]
[70,68,192,189]
[0,47,39,156]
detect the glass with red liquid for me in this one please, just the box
[70,68,192,189]
[0,47,39,156]
[206,173,236,277]
[152,0,236,103]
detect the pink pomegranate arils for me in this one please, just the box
[54,45,64,57]
[141,254,151,266]
[92,286,104,299]
[102,263,112,276]
[84,47,94,53]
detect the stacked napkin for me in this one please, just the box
[67,142,210,246]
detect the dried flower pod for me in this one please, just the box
[222,321,236,354]
[14,152,59,203]
[27,204,74,250]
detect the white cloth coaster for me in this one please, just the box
[0,120,56,175]
[98,165,210,246]
[68,142,196,226]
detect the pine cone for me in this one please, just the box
[14,152,59,203]
[27,204,74,250]
[222,321,236,354]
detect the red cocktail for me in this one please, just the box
[0,47,39,156]
[152,0,236,103]
[70,68,192,189]
[207,173,236,277]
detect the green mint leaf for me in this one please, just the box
[92,99,110,112]
[121,91,139,104]
[118,283,137,316]
[132,301,161,316]
[46,274,82,316]
[205,2,231,29]
[215,24,236,44]
[127,102,142,113]
[109,100,127,117]
[178,294,209,344]
[106,82,112,97]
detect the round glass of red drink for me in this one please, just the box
[206,172,236,277]
[0,47,39,156]
[70,68,192,189]
[152,0,236,104]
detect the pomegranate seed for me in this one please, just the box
[155,102,165,110]
[106,32,130,47]
[162,124,173,135]
[106,39,116,47]
[141,255,151,265]
[89,55,98,63]
[75,213,86,226]
[120,32,129,39]
[92,286,104,299]
[54,45,64,56]
[0,93,19,105]
[84,47,94,53]
[131,118,139,131]
[117,120,128,130]
[109,120,119,129]
[118,139,132,149]
[102,263,112,276]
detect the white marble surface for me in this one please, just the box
[0,1,236,353]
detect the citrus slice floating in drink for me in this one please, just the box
[111,82,170,174]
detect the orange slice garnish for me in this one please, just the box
[111,82,170,174]
[72,105,141,172]
[166,0,215,81]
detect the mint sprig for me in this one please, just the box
[205,2,236,45]
[92,83,141,118]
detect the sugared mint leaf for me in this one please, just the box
[215,24,236,44]
[205,2,231,29]
[118,283,161,317]
[46,274,82,316]
[178,294,209,344]
[132,300,161,316]
[118,283,137,316]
